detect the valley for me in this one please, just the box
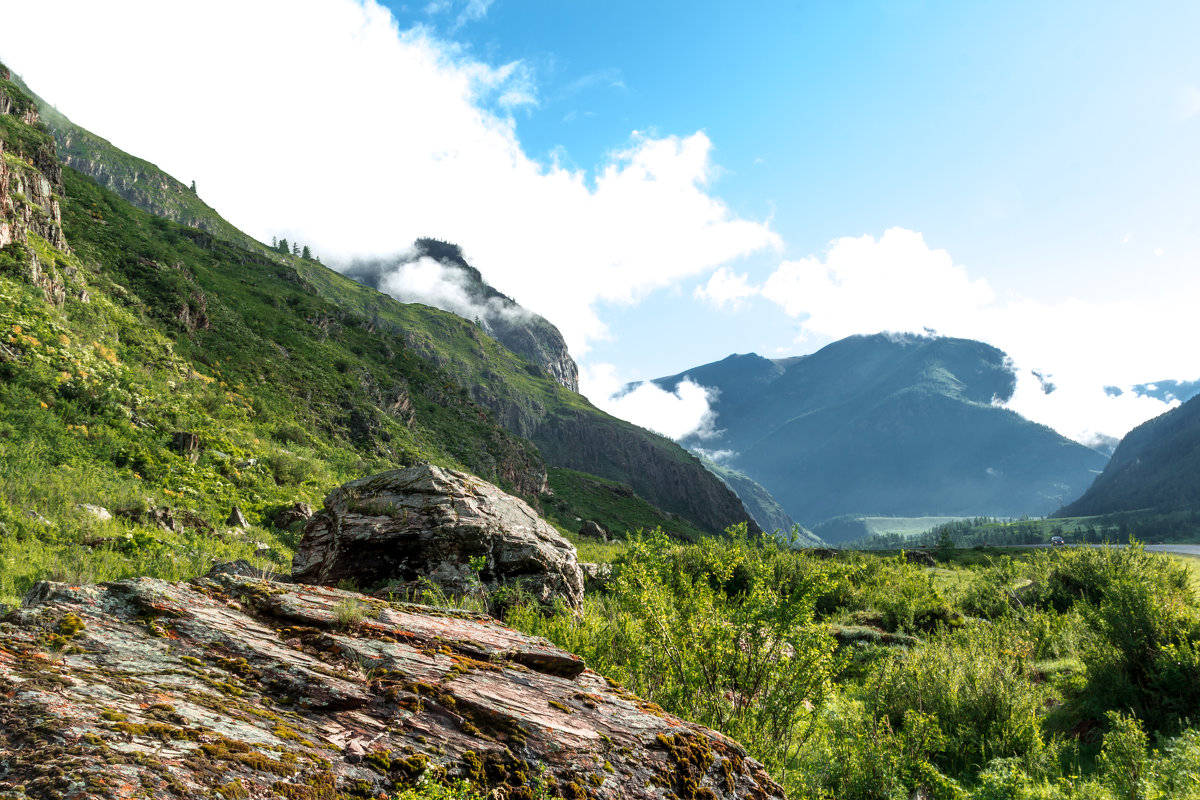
[2,50,1200,800]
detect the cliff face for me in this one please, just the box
[0,570,784,800]
[534,409,763,536]
[0,67,67,253]
[9,70,252,249]
[0,66,73,310]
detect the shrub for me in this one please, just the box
[871,619,1053,778]
[509,527,838,790]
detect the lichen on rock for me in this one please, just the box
[0,568,784,800]
[292,464,585,610]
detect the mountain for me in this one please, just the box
[9,72,255,249]
[342,237,580,392]
[1056,394,1200,517]
[698,457,820,543]
[650,334,1108,533]
[0,60,758,608]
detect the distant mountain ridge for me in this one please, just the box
[651,334,1108,534]
[1056,393,1200,518]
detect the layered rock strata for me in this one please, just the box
[0,570,783,800]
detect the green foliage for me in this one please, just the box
[871,620,1054,777]
[1098,712,1151,800]
[391,773,490,800]
[510,527,837,785]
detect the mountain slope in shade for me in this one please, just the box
[1056,394,1200,517]
[698,457,820,543]
[652,334,1108,532]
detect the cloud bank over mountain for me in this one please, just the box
[0,0,778,358]
[688,227,1196,445]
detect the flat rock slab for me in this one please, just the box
[0,572,783,800]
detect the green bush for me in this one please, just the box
[872,619,1054,778]
[508,527,838,790]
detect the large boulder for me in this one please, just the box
[293,464,585,609]
[0,573,784,799]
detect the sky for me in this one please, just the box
[1,0,1198,448]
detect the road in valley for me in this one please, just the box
[1020,543,1200,557]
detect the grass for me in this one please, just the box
[1168,552,1200,598]
[541,467,708,543]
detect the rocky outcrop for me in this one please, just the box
[0,66,70,305]
[0,571,783,799]
[578,520,610,541]
[0,100,67,255]
[293,465,585,609]
[344,239,581,393]
[270,501,315,530]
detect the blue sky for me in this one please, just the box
[2,0,1198,444]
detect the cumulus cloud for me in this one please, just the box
[754,228,1197,443]
[694,266,758,309]
[0,0,777,357]
[761,228,994,343]
[580,365,720,441]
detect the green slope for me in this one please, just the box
[10,71,256,249]
[0,63,760,608]
[1057,393,1200,518]
[15,62,757,539]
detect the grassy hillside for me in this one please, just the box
[539,466,709,543]
[0,161,562,603]
[10,71,256,248]
[0,62,764,606]
[10,63,758,539]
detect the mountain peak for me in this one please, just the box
[343,239,580,393]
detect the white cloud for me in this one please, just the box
[580,365,719,441]
[694,266,758,309]
[0,0,777,357]
[1176,85,1200,120]
[757,228,1197,443]
[761,228,994,343]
